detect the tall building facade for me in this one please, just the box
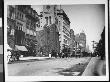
[23,6,39,56]
[37,5,60,56]
[39,5,71,52]
[7,5,16,49]
[7,5,40,56]
[57,9,71,52]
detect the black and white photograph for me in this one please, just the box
[4,0,109,81]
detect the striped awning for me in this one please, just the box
[15,45,28,51]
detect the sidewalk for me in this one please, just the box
[82,57,106,76]
[19,56,51,60]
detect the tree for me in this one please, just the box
[94,27,105,59]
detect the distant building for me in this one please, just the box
[79,31,86,52]
[75,31,86,55]
[85,44,90,53]
[70,29,75,52]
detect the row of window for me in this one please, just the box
[63,26,70,37]
[8,6,15,19]
[45,16,51,25]
[26,18,38,30]
[63,21,70,30]
[16,11,24,21]
[16,22,23,31]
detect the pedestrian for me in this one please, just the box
[16,51,20,61]
[49,52,51,58]
[7,49,11,63]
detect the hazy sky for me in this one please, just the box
[32,4,105,52]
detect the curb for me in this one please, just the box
[82,57,98,76]
[82,57,106,76]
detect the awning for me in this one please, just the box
[15,45,28,51]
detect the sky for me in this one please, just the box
[31,4,105,52]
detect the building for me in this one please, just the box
[48,24,60,54]
[7,5,16,49]
[75,31,86,55]
[40,5,58,29]
[79,31,86,52]
[39,5,71,52]
[36,23,60,57]
[36,5,60,56]
[7,5,40,56]
[23,5,39,56]
[57,9,71,52]
[70,29,75,54]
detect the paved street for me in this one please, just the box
[8,57,91,76]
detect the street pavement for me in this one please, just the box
[82,57,106,76]
[8,57,91,76]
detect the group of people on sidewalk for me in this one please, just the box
[7,49,20,63]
